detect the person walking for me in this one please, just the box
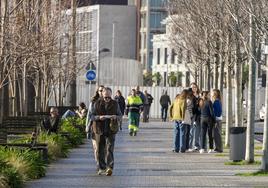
[85,85,104,161]
[190,83,201,151]
[126,88,143,136]
[160,90,171,122]
[170,90,187,153]
[143,90,154,122]
[114,90,125,130]
[184,89,194,151]
[91,87,122,176]
[199,91,216,154]
[212,89,223,153]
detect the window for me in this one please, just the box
[177,48,183,64]
[150,0,167,7]
[187,50,191,63]
[164,72,167,87]
[186,71,190,87]
[157,48,160,64]
[150,12,167,29]
[164,48,167,64]
[171,49,175,64]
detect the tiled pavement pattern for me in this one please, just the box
[27,121,268,188]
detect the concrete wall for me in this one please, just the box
[99,5,136,60]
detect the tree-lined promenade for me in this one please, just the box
[0,1,268,187]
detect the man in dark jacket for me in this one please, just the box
[159,90,171,122]
[91,87,122,176]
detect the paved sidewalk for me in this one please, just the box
[27,121,268,188]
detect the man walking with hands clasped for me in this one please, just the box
[91,87,122,176]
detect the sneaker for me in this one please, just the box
[208,149,214,153]
[105,168,113,176]
[133,131,137,136]
[97,169,106,175]
[199,149,205,154]
[129,130,133,136]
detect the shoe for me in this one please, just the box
[214,149,223,153]
[133,131,137,136]
[97,169,106,175]
[208,149,213,153]
[129,130,133,136]
[199,149,205,154]
[105,168,113,176]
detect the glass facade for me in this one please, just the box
[150,0,166,7]
[150,12,167,29]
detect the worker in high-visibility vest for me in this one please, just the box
[126,88,143,136]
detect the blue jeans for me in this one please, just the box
[62,110,75,119]
[192,120,201,149]
[173,121,186,152]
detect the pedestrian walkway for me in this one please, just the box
[27,121,268,188]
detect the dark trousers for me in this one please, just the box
[214,120,223,152]
[161,105,168,121]
[185,124,191,150]
[95,133,115,170]
[143,104,150,122]
[200,117,214,150]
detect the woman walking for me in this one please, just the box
[191,83,201,151]
[170,90,187,153]
[199,91,215,153]
[212,89,223,153]
[85,85,105,161]
[114,90,125,130]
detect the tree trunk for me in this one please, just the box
[69,0,77,106]
[261,40,268,171]
[245,14,256,163]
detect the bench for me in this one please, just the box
[0,117,48,162]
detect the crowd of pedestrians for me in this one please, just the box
[170,83,223,154]
[53,83,222,176]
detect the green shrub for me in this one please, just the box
[0,157,23,188]
[38,133,70,161]
[60,118,85,147]
[0,147,46,181]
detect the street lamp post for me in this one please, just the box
[97,48,110,86]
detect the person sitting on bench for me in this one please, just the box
[42,107,61,134]
[62,102,88,119]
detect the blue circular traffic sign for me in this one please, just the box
[86,70,96,81]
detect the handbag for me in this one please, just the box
[109,119,119,134]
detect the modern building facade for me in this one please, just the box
[152,17,195,87]
[129,0,168,73]
[63,5,138,86]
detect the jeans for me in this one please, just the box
[193,119,201,149]
[62,110,75,119]
[200,117,214,150]
[161,105,168,121]
[185,124,191,150]
[173,121,186,152]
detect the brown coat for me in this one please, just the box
[92,98,119,135]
